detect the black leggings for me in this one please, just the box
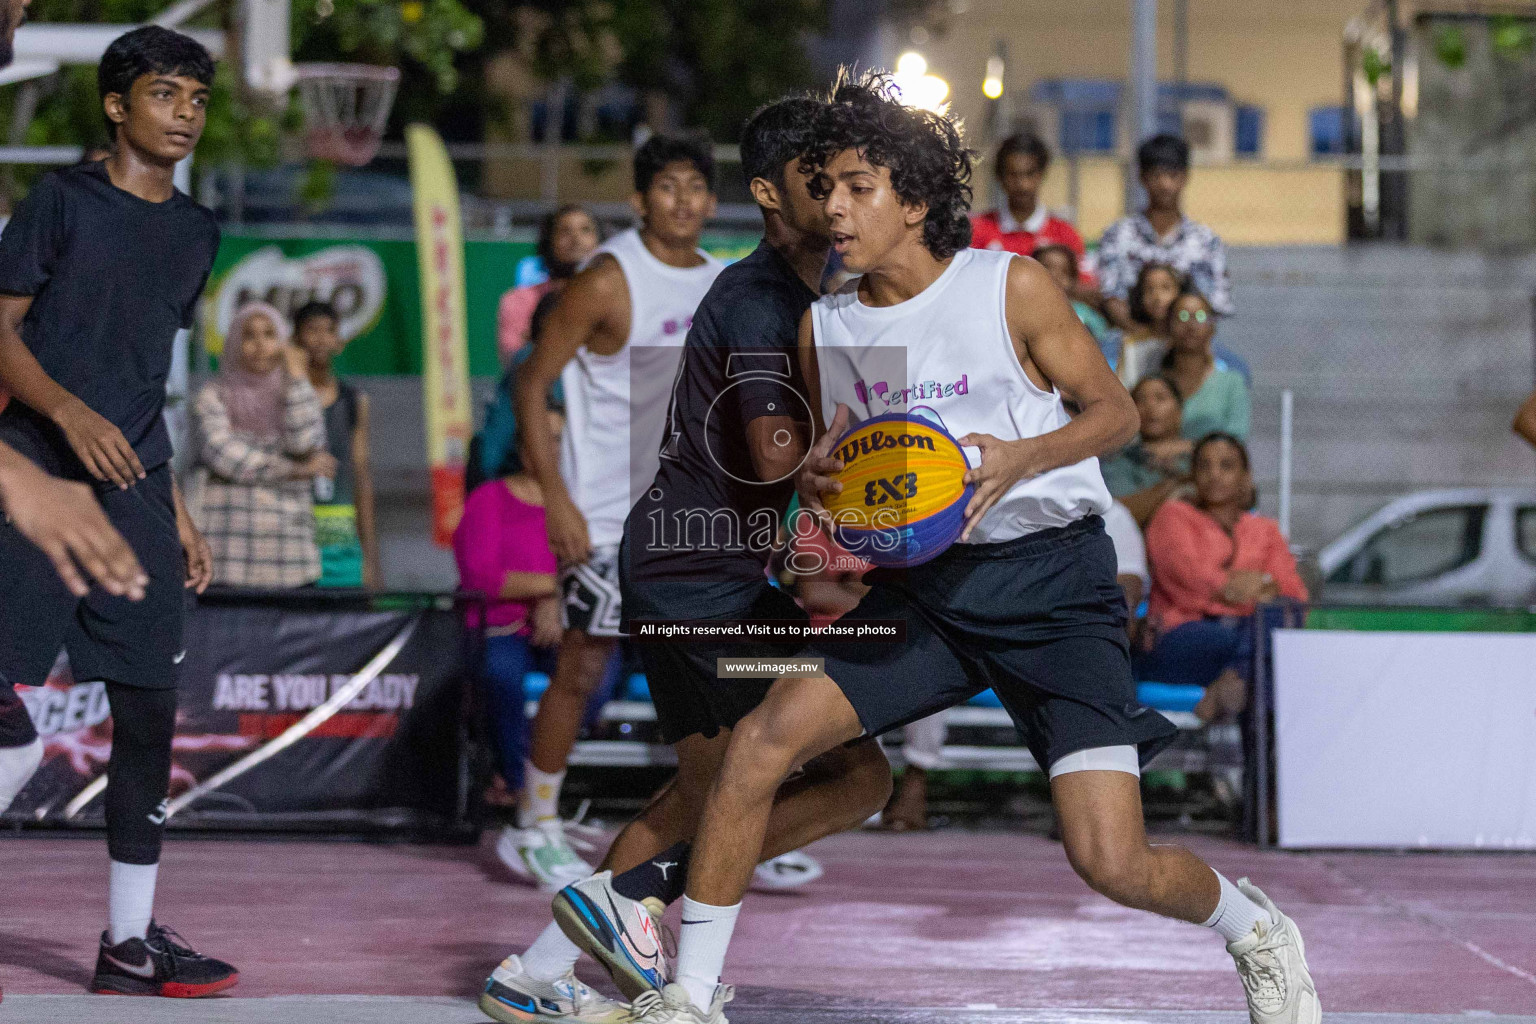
[104,683,178,865]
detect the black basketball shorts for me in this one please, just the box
[805,514,1178,773]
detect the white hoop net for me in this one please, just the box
[294,63,401,167]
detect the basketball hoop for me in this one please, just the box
[294,63,401,167]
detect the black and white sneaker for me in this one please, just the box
[90,920,239,997]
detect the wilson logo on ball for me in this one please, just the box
[821,411,972,568]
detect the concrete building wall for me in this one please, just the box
[916,0,1359,163]
[900,0,1360,244]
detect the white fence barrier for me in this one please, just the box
[1273,629,1536,849]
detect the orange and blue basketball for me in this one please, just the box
[820,411,973,568]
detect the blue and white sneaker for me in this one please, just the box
[553,871,671,1001]
[478,954,631,1023]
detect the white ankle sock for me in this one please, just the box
[519,761,565,828]
[520,919,582,982]
[0,737,44,813]
[108,860,159,945]
[676,896,740,1011]
[1202,870,1273,944]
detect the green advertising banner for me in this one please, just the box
[201,232,761,378]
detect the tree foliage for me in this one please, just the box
[468,0,829,143]
[1,0,482,164]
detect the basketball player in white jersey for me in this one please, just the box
[505,134,723,890]
[638,74,1320,1024]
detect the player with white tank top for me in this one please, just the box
[654,74,1320,1024]
[503,134,721,896]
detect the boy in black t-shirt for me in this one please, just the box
[0,26,237,998]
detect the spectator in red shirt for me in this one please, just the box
[969,132,1092,290]
[1141,433,1307,722]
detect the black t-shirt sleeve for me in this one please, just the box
[0,174,65,297]
[180,217,220,329]
[716,290,808,425]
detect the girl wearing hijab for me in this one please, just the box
[188,302,333,588]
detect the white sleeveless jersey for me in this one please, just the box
[811,246,1110,543]
[560,228,723,547]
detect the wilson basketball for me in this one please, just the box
[820,411,973,568]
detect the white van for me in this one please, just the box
[1317,488,1536,607]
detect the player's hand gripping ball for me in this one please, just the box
[819,412,973,568]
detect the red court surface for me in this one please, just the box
[3,828,1535,1021]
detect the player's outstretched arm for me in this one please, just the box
[514,255,627,565]
[0,295,145,488]
[957,256,1139,540]
[1514,388,1536,449]
[0,441,146,600]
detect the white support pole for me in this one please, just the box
[165,154,195,472]
[13,24,226,62]
[1279,389,1294,539]
[1128,0,1159,211]
[1,23,226,88]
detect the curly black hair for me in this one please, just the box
[802,69,974,260]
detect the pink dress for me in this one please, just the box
[453,480,557,633]
[497,281,556,366]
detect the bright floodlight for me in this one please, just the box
[892,51,949,113]
[983,55,1004,99]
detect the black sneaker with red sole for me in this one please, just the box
[90,920,239,998]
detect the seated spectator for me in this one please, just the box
[497,204,602,367]
[1098,134,1232,332]
[1117,261,1183,384]
[1160,289,1250,441]
[1035,244,1114,363]
[1141,434,1308,723]
[971,132,1092,291]
[470,289,567,494]
[1102,374,1192,526]
[454,400,565,824]
[293,300,379,589]
[188,302,331,588]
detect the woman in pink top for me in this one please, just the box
[1141,433,1308,722]
[453,406,565,804]
[496,205,602,366]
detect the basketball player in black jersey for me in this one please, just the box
[478,97,892,1024]
[0,0,150,846]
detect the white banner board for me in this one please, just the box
[1273,629,1536,849]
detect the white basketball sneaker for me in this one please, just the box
[626,983,732,1024]
[498,821,594,893]
[750,850,824,892]
[478,955,631,1022]
[553,871,672,999]
[1226,879,1322,1024]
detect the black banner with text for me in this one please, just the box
[4,590,478,839]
